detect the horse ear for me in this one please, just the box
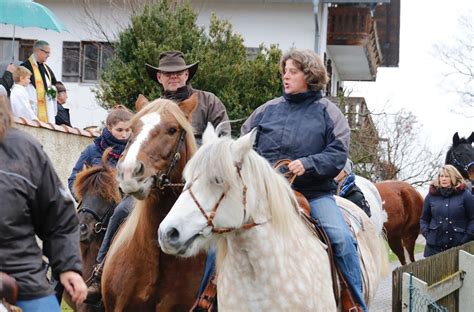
[232,129,257,161]
[135,94,149,111]
[468,132,474,144]
[203,122,218,145]
[178,93,198,119]
[453,132,460,146]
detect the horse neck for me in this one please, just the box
[217,211,334,310]
[133,190,179,248]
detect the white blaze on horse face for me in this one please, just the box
[121,112,161,177]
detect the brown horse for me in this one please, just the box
[375,180,423,265]
[101,95,206,311]
[65,149,121,312]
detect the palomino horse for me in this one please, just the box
[65,149,121,312]
[446,132,474,183]
[375,181,423,265]
[158,126,388,311]
[101,96,206,311]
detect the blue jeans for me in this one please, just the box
[96,196,135,263]
[16,294,60,312]
[310,195,367,311]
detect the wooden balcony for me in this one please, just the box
[327,7,382,81]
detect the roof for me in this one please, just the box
[14,117,100,138]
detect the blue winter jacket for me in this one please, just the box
[241,90,350,199]
[420,184,474,256]
[68,127,127,199]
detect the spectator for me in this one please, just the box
[420,164,474,257]
[0,95,87,311]
[146,50,230,144]
[54,81,71,127]
[10,66,38,121]
[0,63,15,96]
[21,40,57,123]
[334,159,371,217]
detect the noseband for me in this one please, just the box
[448,148,472,175]
[154,129,187,190]
[187,162,259,234]
[77,201,115,234]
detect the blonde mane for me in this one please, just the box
[107,99,197,259]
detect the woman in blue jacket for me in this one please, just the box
[68,106,132,199]
[198,49,366,311]
[420,164,474,257]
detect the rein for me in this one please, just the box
[154,129,187,190]
[187,162,259,234]
[77,201,115,234]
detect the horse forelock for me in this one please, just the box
[74,165,121,204]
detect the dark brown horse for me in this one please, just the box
[376,181,423,265]
[65,149,121,312]
[101,95,206,311]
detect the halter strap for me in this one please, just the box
[155,129,187,190]
[77,201,115,234]
[187,162,259,234]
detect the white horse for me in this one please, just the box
[355,175,388,235]
[158,126,388,311]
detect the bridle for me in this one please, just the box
[448,147,473,175]
[154,129,187,190]
[77,200,115,234]
[187,162,260,234]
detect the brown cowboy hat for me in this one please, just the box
[146,51,199,84]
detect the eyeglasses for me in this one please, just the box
[39,48,51,55]
[160,70,186,78]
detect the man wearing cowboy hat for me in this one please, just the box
[146,50,230,143]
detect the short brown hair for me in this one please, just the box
[433,165,465,188]
[106,105,133,128]
[0,95,12,140]
[13,66,32,83]
[280,49,329,91]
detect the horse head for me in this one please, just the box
[445,131,474,178]
[158,124,299,257]
[74,148,121,243]
[117,95,197,200]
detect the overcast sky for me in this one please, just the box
[346,0,473,154]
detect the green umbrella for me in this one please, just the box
[0,0,68,60]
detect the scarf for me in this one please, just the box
[28,55,52,122]
[339,173,356,197]
[161,85,193,102]
[94,127,128,161]
[429,183,466,197]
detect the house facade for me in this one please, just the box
[0,0,399,129]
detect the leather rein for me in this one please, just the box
[187,162,260,234]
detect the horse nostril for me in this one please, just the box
[134,161,145,177]
[167,227,180,243]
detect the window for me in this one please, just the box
[62,41,113,83]
[0,38,34,62]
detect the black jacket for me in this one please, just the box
[344,184,371,217]
[55,103,71,127]
[0,70,13,96]
[21,58,57,90]
[0,128,82,300]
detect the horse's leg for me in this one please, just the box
[403,226,420,263]
[387,234,406,265]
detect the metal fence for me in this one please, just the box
[393,241,474,311]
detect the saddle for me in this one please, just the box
[191,160,363,312]
[0,272,21,312]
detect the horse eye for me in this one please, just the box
[214,177,223,185]
[168,127,177,135]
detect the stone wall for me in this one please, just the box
[14,123,95,188]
